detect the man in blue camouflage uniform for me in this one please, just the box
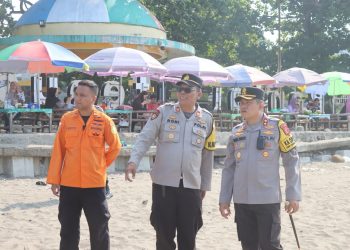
[219,87,301,250]
[125,74,216,250]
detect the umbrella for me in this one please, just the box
[0,40,87,74]
[220,64,276,87]
[163,56,231,85]
[84,47,167,77]
[322,71,350,96]
[304,82,329,96]
[0,40,87,107]
[273,67,327,86]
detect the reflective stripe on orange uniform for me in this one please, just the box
[46,108,121,188]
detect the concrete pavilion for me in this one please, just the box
[0,0,194,60]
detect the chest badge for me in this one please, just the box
[236,152,241,160]
[262,151,269,158]
[169,125,176,130]
[168,133,175,139]
[196,138,202,144]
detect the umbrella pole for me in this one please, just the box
[120,76,122,107]
[162,81,165,103]
[35,74,41,109]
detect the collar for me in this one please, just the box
[73,107,100,118]
[174,103,202,118]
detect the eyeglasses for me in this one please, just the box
[177,86,195,93]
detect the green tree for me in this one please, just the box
[264,0,350,73]
[141,0,276,71]
[0,0,15,37]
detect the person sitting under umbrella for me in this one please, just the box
[44,87,64,109]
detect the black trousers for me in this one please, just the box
[150,182,203,250]
[234,203,283,250]
[58,186,110,250]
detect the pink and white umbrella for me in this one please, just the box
[220,64,276,87]
[84,47,167,77]
[163,56,231,85]
[273,67,327,86]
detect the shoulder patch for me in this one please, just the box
[278,120,295,152]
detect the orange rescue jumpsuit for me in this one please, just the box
[47,108,121,188]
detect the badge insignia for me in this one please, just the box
[264,142,272,148]
[263,118,268,127]
[198,119,206,125]
[168,133,175,139]
[183,74,190,80]
[151,110,160,120]
[263,151,269,158]
[195,111,201,117]
[263,130,274,135]
[196,138,202,144]
[169,115,177,120]
[241,88,247,95]
[236,152,241,160]
[169,125,176,130]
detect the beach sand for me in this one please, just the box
[0,161,349,250]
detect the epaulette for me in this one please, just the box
[232,122,244,132]
[268,116,280,122]
[201,108,213,117]
[163,102,175,106]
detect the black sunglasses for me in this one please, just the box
[177,86,195,93]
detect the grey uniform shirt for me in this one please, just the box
[129,102,215,191]
[219,114,301,204]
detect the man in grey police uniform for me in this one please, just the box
[219,87,301,250]
[125,74,216,250]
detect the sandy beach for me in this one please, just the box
[0,161,349,250]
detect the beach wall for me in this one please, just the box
[1,131,350,177]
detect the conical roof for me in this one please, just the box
[15,0,164,31]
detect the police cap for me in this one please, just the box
[176,74,203,89]
[235,87,265,102]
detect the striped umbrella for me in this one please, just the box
[0,40,87,73]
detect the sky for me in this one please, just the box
[11,0,38,20]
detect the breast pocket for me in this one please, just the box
[191,127,207,149]
[88,130,104,148]
[161,124,180,143]
[65,130,79,148]
[233,140,246,163]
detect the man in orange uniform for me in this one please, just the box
[47,80,121,250]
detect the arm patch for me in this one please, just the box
[204,124,216,151]
[278,120,296,152]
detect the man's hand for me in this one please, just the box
[219,203,231,219]
[125,162,137,182]
[51,184,60,197]
[285,200,299,214]
[200,190,206,200]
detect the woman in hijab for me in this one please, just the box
[287,92,300,113]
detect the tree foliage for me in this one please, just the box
[0,0,15,37]
[141,0,276,72]
[263,0,350,72]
